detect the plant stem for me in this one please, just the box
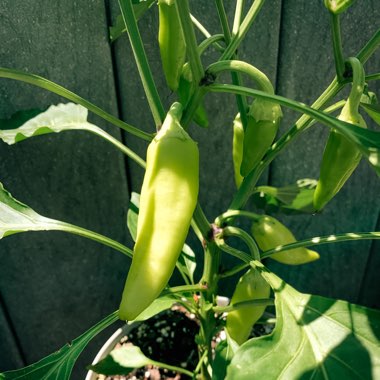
[356,28,380,64]
[149,359,194,378]
[190,14,225,52]
[0,68,153,141]
[215,209,261,226]
[84,124,146,168]
[213,298,274,313]
[177,0,204,86]
[261,231,380,259]
[222,226,260,260]
[58,222,133,258]
[207,60,275,94]
[163,284,207,295]
[198,34,226,55]
[215,0,232,42]
[330,13,345,81]
[118,0,165,128]
[220,0,266,61]
[232,0,246,37]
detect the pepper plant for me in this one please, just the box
[1,0,380,379]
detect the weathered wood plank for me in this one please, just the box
[0,0,131,376]
[267,0,380,306]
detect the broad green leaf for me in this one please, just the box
[110,1,156,42]
[89,345,152,376]
[127,192,196,284]
[360,102,380,125]
[0,103,103,145]
[0,312,118,380]
[0,182,132,257]
[226,262,380,380]
[252,179,317,214]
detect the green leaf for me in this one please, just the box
[0,103,104,145]
[0,312,118,380]
[226,262,380,379]
[126,192,197,284]
[109,1,156,42]
[0,182,132,257]
[252,179,317,214]
[89,345,152,376]
[127,192,140,242]
[130,295,178,323]
[212,335,239,380]
[360,102,380,125]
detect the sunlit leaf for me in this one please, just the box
[252,179,317,214]
[226,262,380,379]
[89,345,152,376]
[0,103,106,145]
[0,182,132,257]
[0,312,118,380]
[360,102,380,125]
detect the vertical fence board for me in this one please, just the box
[0,0,131,377]
[267,0,380,305]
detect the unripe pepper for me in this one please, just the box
[251,215,320,265]
[226,267,270,345]
[232,113,244,188]
[324,0,357,14]
[240,99,282,177]
[313,58,366,211]
[119,103,199,321]
[158,0,186,91]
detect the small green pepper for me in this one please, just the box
[158,0,186,91]
[240,99,282,177]
[324,0,357,14]
[313,57,366,211]
[226,267,270,345]
[119,103,199,321]
[232,113,244,188]
[251,215,320,265]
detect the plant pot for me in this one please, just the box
[85,306,202,380]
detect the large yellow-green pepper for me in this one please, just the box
[119,103,199,321]
[226,267,270,345]
[251,215,320,265]
[158,0,186,91]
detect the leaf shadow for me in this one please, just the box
[298,333,373,379]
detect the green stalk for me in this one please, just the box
[0,67,152,141]
[84,125,146,169]
[176,0,204,86]
[207,60,275,94]
[330,13,345,81]
[261,231,380,259]
[118,0,165,128]
[232,0,246,37]
[356,28,380,64]
[215,0,232,42]
[190,14,225,52]
[58,222,133,258]
[213,298,274,313]
[222,226,260,260]
[220,0,266,60]
[198,34,226,55]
